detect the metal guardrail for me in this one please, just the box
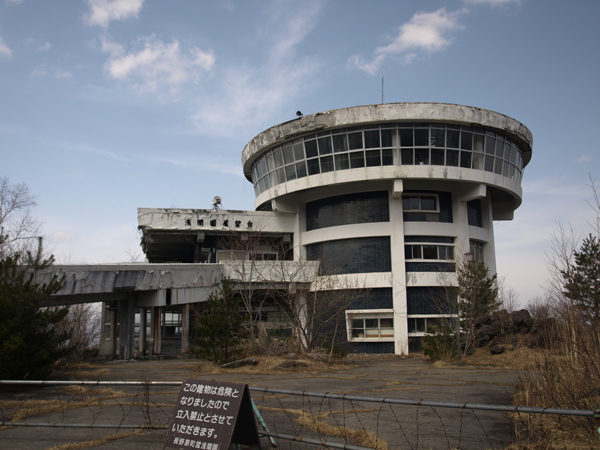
[1,380,597,449]
[1,380,595,418]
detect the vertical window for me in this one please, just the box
[469,240,484,262]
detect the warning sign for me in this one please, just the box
[164,379,261,450]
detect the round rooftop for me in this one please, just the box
[242,103,533,181]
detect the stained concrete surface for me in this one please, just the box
[0,356,519,450]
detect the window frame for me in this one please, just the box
[346,310,394,342]
[402,194,440,213]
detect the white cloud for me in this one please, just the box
[5,0,25,4]
[0,35,12,57]
[463,0,520,6]
[576,155,591,163]
[83,0,144,28]
[101,35,215,99]
[189,2,323,135]
[36,42,52,52]
[348,8,466,75]
[49,231,79,244]
[31,64,73,80]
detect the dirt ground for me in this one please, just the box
[0,355,520,450]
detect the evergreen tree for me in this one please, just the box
[455,259,499,351]
[562,234,600,326]
[0,251,71,379]
[192,279,245,364]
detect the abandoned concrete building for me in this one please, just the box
[46,102,533,358]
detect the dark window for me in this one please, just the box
[467,200,483,227]
[306,191,389,230]
[364,130,380,149]
[407,287,456,315]
[306,237,391,275]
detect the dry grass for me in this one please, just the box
[1,386,131,422]
[257,405,388,450]
[193,355,355,375]
[46,429,144,450]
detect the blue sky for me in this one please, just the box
[1,0,599,305]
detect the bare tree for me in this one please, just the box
[0,176,42,258]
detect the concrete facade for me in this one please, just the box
[45,103,532,358]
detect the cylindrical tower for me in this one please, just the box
[242,103,532,354]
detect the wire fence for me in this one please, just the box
[0,380,598,450]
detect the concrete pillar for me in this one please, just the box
[152,306,162,356]
[118,294,136,360]
[181,304,190,354]
[110,306,118,359]
[139,307,147,356]
[390,180,409,355]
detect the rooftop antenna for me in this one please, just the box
[212,196,222,211]
[381,75,384,104]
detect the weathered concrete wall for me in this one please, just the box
[242,102,534,180]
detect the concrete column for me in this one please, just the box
[152,306,162,356]
[118,294,136,360]
[139,307,147,356]
[181,304,190,354]
[390,180,409,355]
[110,306,118,359]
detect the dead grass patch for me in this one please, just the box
[194,356,354,375]
[46,429,144,450]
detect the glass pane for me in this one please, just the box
[415,148,429,165]
[431,128,445,147]
[382,149,394,165]
[283,146,294,164]
[334,153,349,170]
[485,136,495,154]
[484,155,494,172]
[414,128,429,146]
[350,151,365,168]
[460,151,472,168]
[285,163,296,181]
[401,148,414,165]
[447,130,460,148]
[352,319,363,329]
[431,148,444,165]
[421,196,436,211]
[412,245,422,259]
[305,140,318,158]
[365,319,378,328]
[296,161,307,178]
[417,318,426,332]
[473,153,484,170]
[318,136,333,155]
[276,167,286,184]
[320,155,334,172]
[307,158,320,175]
[495,139,504,158]
[494,157,503,174]
[473,134,484,151]
[408,318,416,333]
[364,130,380,149]
[405,246,412,259]
[446,149,459,166]
[409,197,419,210]
[266,152,274,171]
[274,149,284,167]
[293,142,304,160]
[399,129,413,146]
[380,318,393,328]
[348,132,363,150]
[381,129,394,147]
[366,150,381,166]
[380,327,394,337]
[333,134,348,153]
[461,131,473,150]
[423,245,437,259]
